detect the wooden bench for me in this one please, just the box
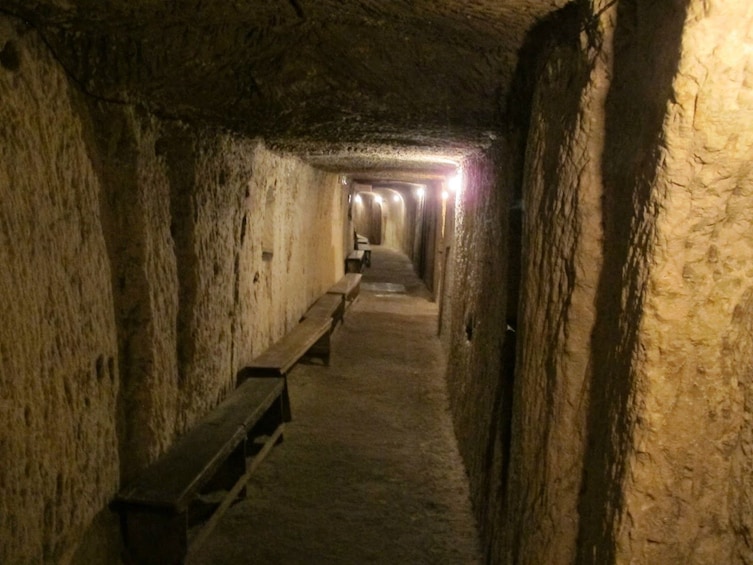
[244,316,333,373]
[115,376,289,565]
[358,243,372,267]
[303,293,345,328]
[345,250,366,273]
[327,273,362,306]
[301,294,345,364]
[355,235,371,267]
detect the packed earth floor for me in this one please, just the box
[190,246,482,564]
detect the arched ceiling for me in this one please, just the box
[1,0,568,177]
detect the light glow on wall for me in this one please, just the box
[448,169,463,194]
[374,194,383,205]
[416,187,425,199]
[393,194,401,203]
[354,194,362,204]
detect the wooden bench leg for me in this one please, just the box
[189,423,285,554]
[202,440,248,497]
[305,332,331,366]
[281,380,292,422]
[122,508,187,565]
[236,372,292,422]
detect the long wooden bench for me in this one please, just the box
[327,273,362,305]
[244,316,333,374]
[345,249,366,273]
[355,235,371,267]
[115,376,288,564]
[303,293,345,327]
[300,294,346,364]
[358,243,372,267]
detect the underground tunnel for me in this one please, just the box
[2,0,753,563]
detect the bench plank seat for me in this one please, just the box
[115,376,288,564]
[359,243,372,267]
[299,294,345,365]
[303,293,344,326]
[345,250,366,273]
[117,377,285,511]
[327,273,362,303]
[245,316,332,375]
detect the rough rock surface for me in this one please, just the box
[374,187,411,254]
[493,1,753,563]
[352,184,383,246]
[0,19,119,564]
[595,1,753,562]
[83,110,346,485]
[0,0,568,175]
[501,6,603,564]
[0,16,347,563]
[6,0,753,563]
[443,147,510,561]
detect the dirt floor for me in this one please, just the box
[190,246,482,564]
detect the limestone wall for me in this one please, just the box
[0,19,120,564]
[461,1,753,563]
[443,148,510,558]
[499,8,603,564]
[352,186,383,245]
[241,144,346,355]
[411,183,443,293]
[378,189,407,252]
[587,1,753,562]
[84,110,344,482]
[0,16,346,563]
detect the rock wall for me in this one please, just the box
[501,6,602,564]
[581,1,753,562]
[379,190,408,253]
[444,148,510,559]
[411,183,443,293]
[437,192,457,342]
[241,144,346,355]
[0,19,120,565]
[0,16,346,564]
[445,1,753,564]
[84,109,345,485]
[445,2,753,564]
[81,105,182,486]
[352,186,383,245]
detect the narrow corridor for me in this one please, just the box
[190,246,481,564]
[3,4,753,562]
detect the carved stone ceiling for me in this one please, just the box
[1,0,567,178]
